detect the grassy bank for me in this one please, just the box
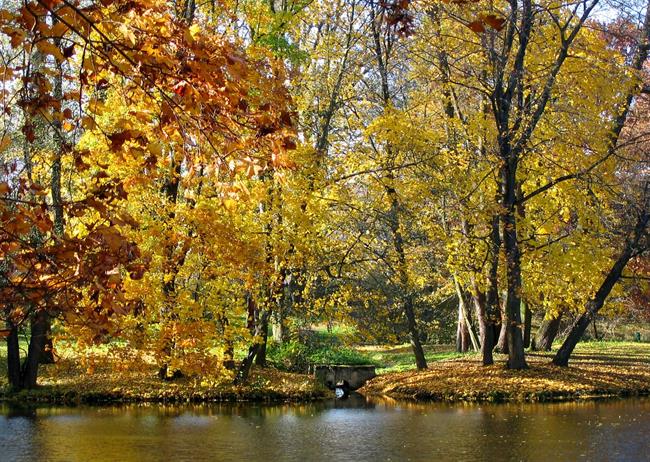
[360,342,650,402]
[357,344,466,373]
[0,343,329,405]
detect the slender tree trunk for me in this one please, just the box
[553,207,648,366]
[386,179,427,369]
[218,314,235,370]
[454,278,478,352]
[523,301,532,349]
[234,343,261,386]
[472,289,495,364]
[255,312,270,367]
[551,0,650,366]
[158,159,183,379]
[272,310,286,343]
[271,267,290,344]
[223,343,235,370]
[496,306,509,355]
[156,0,197,381]
[470,289,489,356]
[404,293,428,369]
[21,47,52,376]
[456,298,470,353]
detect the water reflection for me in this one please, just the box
[1,397,648,461]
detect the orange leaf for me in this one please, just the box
[0,135,10,152]
[467,20,485,33]
[482,14,506,31]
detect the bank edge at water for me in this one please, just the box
[359,355,650,404]
[359,385,650,404]
[0,368,333,406]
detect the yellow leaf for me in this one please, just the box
[0,135,10,153]
[36,40,65,62]
[147,142,164,157]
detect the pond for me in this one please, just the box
[1,396,648,461]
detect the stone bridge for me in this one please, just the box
[312,365,377,391]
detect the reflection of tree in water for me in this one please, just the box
[2,403,38,419]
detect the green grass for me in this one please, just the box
[311,324,359,344]
[267,340,377,372]
[356,344,466,374]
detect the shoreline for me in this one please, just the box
[0,387,331,406]
[2,384,648,407]
[3,342,649,407]
[360,346,650,404]
[0,364,332,406]
[360,386,650,404]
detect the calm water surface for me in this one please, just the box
[1,396,649,462]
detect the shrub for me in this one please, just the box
[267,339,376,373]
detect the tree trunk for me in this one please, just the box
[223,343,235,370]
[533,311,563,351]
[551,0,650,367]
[499,157,527,369]
[234,310,271,385]
[456,298,470,353]
[523,301,532,349]
[255,312,270,367]
[405,296,428,369]
[271,310,286,344]
[6,322,21,391]
[218,314,235,370]
[454,278,478,352]
[234,343,261,386]
[21,311,48,389]
[470,289,491,360]
[553,207,648,366]
[383,175,427,368]
[495,308,509,355]
[481,215,501,364]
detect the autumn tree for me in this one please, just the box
[1,0,295,388]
